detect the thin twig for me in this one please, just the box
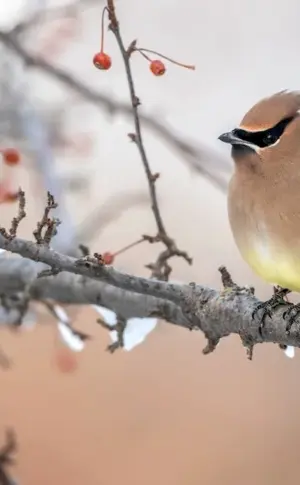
[107,0,192,279]
[33,191,61,245]
[42,300,92,342]
[218,265,236,289]
[0,189,26,240]
[9,189,26,239]
[112,46,167,238]
[97,313,126,353]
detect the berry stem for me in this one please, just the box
[101,6,109,52]
[137,50,152,62]
[113,237,145,257]
[138,48,195,70]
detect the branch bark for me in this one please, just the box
[0,235,299,355]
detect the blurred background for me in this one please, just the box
[1,0,300,483]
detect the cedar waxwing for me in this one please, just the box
[218,90,300,353]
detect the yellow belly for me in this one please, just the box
[245,245,300,292]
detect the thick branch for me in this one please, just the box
[0,234,182,303]
[0,237,299,352]
[0,256,187,325]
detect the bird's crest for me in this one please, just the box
[239,90,300,132]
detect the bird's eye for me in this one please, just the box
[263,133,277,146]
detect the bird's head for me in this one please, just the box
[218,91,300,168]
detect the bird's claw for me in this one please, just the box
[283,303,300,335]
[252,287,291,337]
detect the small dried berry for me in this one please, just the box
[1,148,20,165]
[4,191,19,202]
[150,60,166,76]
[102,252,115,265]
[93,52,112,70]
[0,188,19,204]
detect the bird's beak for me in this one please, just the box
[218,131,245,145]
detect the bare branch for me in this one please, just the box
[97,313,126,353]
[105,1,192,279]
[0,253,187,323]
[33,192,60,245]
[0,230,183,302]
[9,189,26,240]
[43,299,92,343]
[0,237,300,354]
[0,189,25,240]
[0,4,294,361]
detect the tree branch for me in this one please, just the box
[0,255,187,325]
[0,1,295,360]
[106,6,192,279]
[0,235,299,355]
[0,233,182,303]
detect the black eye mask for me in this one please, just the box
[233,116,295,148]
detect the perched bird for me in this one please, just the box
[218,90,300,349]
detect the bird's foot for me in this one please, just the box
[283,302,300,335]
[252,286,291,337]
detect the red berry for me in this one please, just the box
[1,148,20,165]
[0,187,18,204]
[150,60,166,76]
[93,52,112,70]
[5,191,19,202]
[102,252,114,265]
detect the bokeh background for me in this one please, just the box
[1,0,300,484]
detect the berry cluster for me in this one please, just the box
[92,6,195,76]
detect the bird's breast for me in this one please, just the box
[228,175,300,291]
[244,235,300,291]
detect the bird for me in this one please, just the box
[218,90,300,348]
